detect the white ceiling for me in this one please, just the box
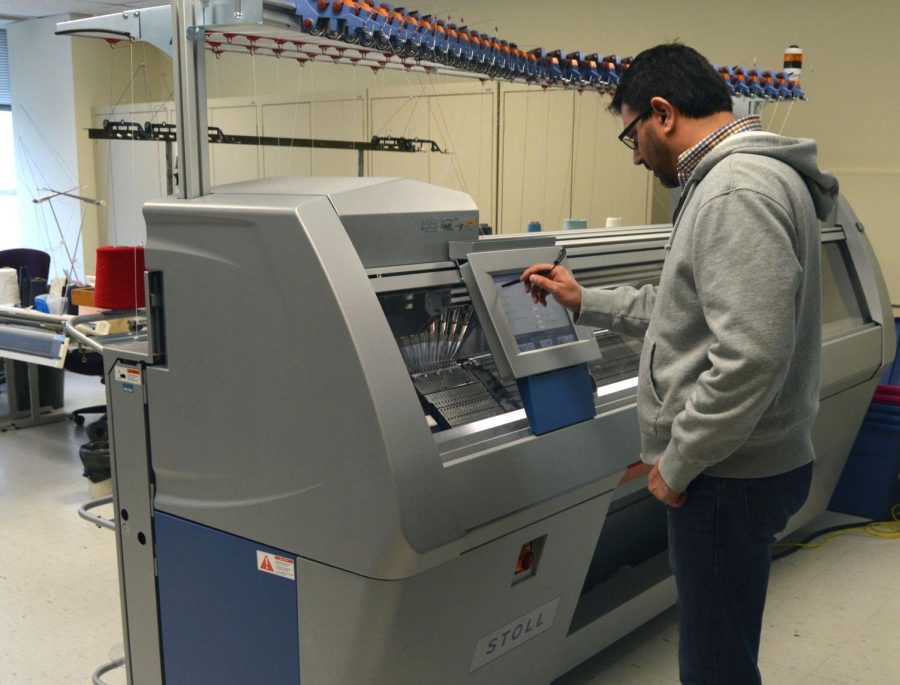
[0,1,161,25]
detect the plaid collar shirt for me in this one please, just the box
[676,115,763,187]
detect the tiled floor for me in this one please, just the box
[1,371,122,684]
[556,526,900,685]
[1,371,898,684]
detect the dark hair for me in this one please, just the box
[609,43,732,117]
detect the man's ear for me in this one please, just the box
[649,96,676,134]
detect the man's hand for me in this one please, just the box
[520,264,582,312]
[648,462,686,507]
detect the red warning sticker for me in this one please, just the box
[256,551,295,580]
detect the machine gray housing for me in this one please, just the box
[141,179,471,572]
[100,177,895,685]
[129,178,635,580]
[461,247,602,380]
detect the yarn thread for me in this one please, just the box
[94,246,146,309]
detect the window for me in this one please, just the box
[0,28,9,108]
[0,29,18,249]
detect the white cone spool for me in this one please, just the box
[0,267,20,306]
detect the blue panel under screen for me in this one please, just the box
[154,512,301,684]
[517,363,596,435]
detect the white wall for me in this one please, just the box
[0,111,20,251]
[7,17,172,274]
[434,0,900,298]
[8,2,900,303]
[72,34,172,272]
[7,15,84,281]
[200,54,656,234]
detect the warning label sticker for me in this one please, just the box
[256,551,295,580]
[113,364,143,386]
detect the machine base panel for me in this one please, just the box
[155,512,301,684]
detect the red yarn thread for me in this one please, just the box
[94,246,146,309]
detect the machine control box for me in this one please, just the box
[460,246,602,381]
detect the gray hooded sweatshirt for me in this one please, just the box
[579,131,839,492]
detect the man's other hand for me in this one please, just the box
[520,264,582,312]
[648,462,686,507]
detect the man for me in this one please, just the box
[521,43,839,684]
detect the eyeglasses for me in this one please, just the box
[618,108,653,150]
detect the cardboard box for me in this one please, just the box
[70,287,95,307]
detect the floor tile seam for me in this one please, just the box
[776,584,895,615]
[759,635,847,672]
[757,658,815,678]
[806,658,898,685]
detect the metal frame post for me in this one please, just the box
[172,0,211,199]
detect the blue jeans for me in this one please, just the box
[667,462,813,685]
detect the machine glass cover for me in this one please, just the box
[490,271,578,352]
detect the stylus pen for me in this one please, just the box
[500,246,567,287]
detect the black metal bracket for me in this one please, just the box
[90,120,445,154]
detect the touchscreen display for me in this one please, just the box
[491,271,578,352]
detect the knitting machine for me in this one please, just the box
[70,175,893,685]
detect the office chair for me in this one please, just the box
[65,347,108,441]
[0,248,51,303]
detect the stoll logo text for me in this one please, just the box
[469,597,561,672]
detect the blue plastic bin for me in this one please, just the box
[879,317,900,385]
[829,404,900,521]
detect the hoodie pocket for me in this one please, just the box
[638,336,664,437]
